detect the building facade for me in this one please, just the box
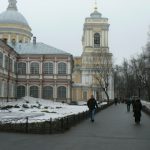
[0,0,73,102]
[72,6,114,101]
[0,0,114,102]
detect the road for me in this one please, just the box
[0,104,150,150]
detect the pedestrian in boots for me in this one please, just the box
[133,99,142,124]
[87,95,98,122]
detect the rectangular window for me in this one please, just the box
[4,82,7,97]
[83,91,87,100]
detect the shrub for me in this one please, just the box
[22,104,29,108]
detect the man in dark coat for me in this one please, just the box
[133,99,142,124]
[87,95,98,122]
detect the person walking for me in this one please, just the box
[133,99,142,124]
[126,98,131,112]
[87,95,98,122]
[114,97,118,105]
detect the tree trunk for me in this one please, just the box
[103,88,110,102]
[147,86,150,101]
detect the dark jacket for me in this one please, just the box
[133,100,142,112]
[87,98,98,110]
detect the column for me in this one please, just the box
[27,58,30,74]
[8,34,11,42]
[54,84,57,101]
[67,85,71,102]
[102,30,105,47]
[106,30,108,47]
[1,80,4,97]
[16,35,19,43]
[26,84,29,97]
[67,62,70,74]
[54,61,57,74]
[39,85,42,98]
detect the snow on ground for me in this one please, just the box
[141,100,150,109]
[0,97,106,123]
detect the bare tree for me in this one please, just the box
[93,52,113,102]
[143,40,150,101]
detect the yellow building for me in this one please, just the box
[72,5,114,102]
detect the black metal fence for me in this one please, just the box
[0,102,113,134]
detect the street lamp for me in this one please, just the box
[144,42,150,101]
[144,42,150,73]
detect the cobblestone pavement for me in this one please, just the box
[0,104,150,150]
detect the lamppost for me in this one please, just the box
[144,42,150,101]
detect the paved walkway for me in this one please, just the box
[0,104,150,150]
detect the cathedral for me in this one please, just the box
[0,0,114,102]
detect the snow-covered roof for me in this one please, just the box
[8,42,70,55]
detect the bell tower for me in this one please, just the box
[80,1,114,100]
[72,1,114,101]
[82,2,109,53]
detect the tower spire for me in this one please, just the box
[94,0,98,11]
[7,0,18,11]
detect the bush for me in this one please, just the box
[41,110,50,113]
[1,105,13,110]
[14,105,20,108]
[22,104,29,108]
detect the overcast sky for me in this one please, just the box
[0,0,150,64]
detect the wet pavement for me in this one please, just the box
[0,104,150,150]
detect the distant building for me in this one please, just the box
[72,5,114,101]
[0,0,73,102]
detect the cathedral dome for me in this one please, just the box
[0,10,30,27]
[90,2,102,19]
[90,10,102,18]
[0,0,32,43]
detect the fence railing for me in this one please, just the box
[0,102,113,134]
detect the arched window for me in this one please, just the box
[58,86,66,99]
[30,62,39,75]
[17,62,26,75]
[43,86,53,99]
[30,86,39,98]
[43,62,53,75]
[58,62,66,74]
[94,33,100,48]
[0,52,3,67]
[17,86,25,98]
